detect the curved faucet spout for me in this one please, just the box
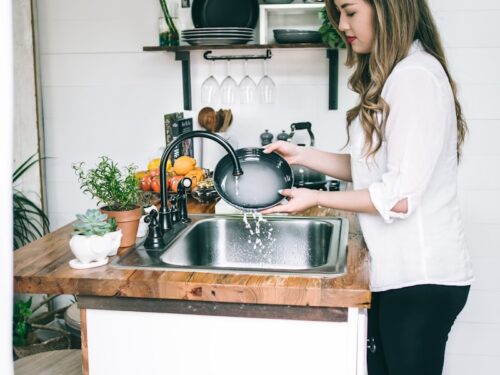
[159,130,243,231]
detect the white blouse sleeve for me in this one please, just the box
[368,66,450,223]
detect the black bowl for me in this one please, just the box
[214,147,293,211]
[191,186,220,205]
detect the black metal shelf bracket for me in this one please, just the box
[175,51,192,110]
[203,49,272,61]
[327,48,339,110]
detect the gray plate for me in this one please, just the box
[263,0,294,3]
[183,37,253,46]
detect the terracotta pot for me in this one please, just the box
[100,206,142,248]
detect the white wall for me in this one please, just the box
[0,0,15,372]
[35,0,500,373]
[433,1,500,373]
[13,0,43,203]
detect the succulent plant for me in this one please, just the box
[72,209,117,237]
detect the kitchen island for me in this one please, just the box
[14,201,370,375]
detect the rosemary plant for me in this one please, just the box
[72,156,139,211]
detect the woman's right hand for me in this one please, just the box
[263,141,303,165]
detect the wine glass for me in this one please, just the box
[257,59,275,104]
[238,60,257,104]
[201,61,220,105]
[220,60,238,105]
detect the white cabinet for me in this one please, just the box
[258,3,324,44]
[85,307,367,375]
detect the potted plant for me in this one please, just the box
[13,154,50,250]
[73,156,141,247]
[319,7,346,48]
[69,209,122,268]
[13,296,71,359]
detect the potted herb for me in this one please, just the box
[73,156,141,247]
[69,209,122,268]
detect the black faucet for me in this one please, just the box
[159,130,244,232]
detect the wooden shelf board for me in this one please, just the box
[143,43,331,52]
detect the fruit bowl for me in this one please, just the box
[191,178,220,204]
[191,186,220,205]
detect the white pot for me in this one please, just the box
[107,229,123,256]
[69,229,122,263]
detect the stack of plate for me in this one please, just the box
[182,28,254,46]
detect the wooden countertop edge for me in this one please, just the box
[14,206,371,308]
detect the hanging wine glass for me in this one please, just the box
[257,59,276,104]
[201,61,220,105]
[220,60,238,105]
[238,60,257,104]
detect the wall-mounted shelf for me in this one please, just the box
[258,3,324,44]
[143,43,338,111]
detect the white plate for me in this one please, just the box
[69,257,109,269]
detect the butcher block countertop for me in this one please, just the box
[14,201,370,309]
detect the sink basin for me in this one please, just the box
[112,215,348,277]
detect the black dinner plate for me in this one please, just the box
[214,148,293,211]
[192,0,259,29]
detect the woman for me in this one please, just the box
[262,0,473,374]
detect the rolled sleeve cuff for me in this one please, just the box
[369,182,412,224]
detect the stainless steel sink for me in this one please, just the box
[112,215,348,277]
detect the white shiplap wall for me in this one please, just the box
[35,0,500,373]
[435,0,500,373]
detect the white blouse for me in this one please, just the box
[349,40,474,292]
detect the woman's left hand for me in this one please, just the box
[260,188,319,215]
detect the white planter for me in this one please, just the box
[69,229,122,264]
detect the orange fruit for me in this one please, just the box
[173,156,196,175]
[185,168,205,189]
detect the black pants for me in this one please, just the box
[367,284,470,375]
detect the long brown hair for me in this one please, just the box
[325,0,467,160]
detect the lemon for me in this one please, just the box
[147,158,161,171]
[173,156,196,175]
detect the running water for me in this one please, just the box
[234,175,240,197]
[222,162,283,207]
[241,210,275,262]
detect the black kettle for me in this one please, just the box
[288,122,329,189]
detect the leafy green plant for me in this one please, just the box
[13,154,50,250]
[13,295,72,350]
[13,297,33,347]
[159,0,179,42]
[319,7,346,49]
[73,209,117,236]
[73,156,139,211]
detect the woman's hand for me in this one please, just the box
[263,141,303,165]
[260,188,319,215]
